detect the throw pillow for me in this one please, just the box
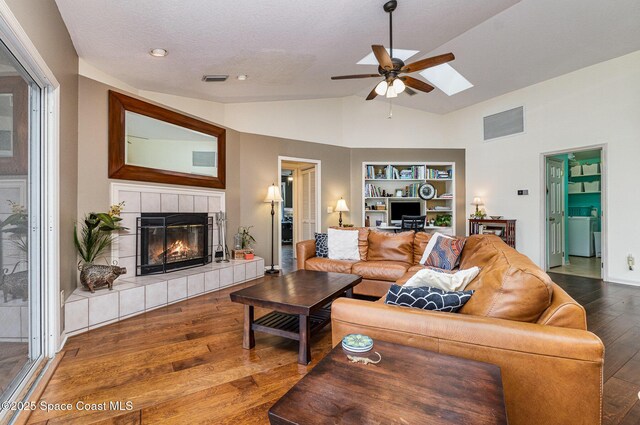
[315,233,328,258]
[385,285,474,313]
[419,232,465,270]
[328,228,360,260]
[403,266,480,292]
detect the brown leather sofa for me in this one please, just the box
[297,231,604,425]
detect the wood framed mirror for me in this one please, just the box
[108,90,226,189]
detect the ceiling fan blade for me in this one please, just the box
[331,74,381,80]
[366,87,378,100]
[404,87,417,96]
[401,76,435,93]
[401,53,455,74]
[372,45,393,71]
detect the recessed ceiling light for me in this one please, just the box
[237,74,248,81]
[419,63,473,96]
[149,48,168,57]
[357,48,419,65]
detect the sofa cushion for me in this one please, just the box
[314,233,328,258]
[328,228,360,260]
[403,267,480,292]
[352,261,411,282]
[367,230,414,263]
[385,284,474,313]
[419,233,465,270]
[413,232,432,264]
[305,257,358,274]
[458,235,553,323]
[358,228,370,261]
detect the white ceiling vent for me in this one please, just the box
[202,75,228,82]
[483,106,524,141]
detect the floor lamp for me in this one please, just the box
[264,183,283,275]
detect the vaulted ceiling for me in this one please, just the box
[56,0,640,113]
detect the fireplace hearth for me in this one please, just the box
[136,213,213,276]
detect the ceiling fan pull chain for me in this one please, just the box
[388,98,393,119]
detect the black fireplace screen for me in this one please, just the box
[136,213,213,275]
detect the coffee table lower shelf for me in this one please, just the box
[253,306,332,341]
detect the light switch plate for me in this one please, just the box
[327,207,333,213]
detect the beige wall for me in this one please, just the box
[6,0,79,302]
[349,149,466,236]
[237,133,351,264]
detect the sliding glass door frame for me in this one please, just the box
[0,0,61,418]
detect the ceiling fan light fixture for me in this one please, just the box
[392,78,405,93]
[375,80,388,96]
[385,84,397,98]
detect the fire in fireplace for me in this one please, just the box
[136,213,213,275]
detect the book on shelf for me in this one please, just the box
[364,183,382,197]
[365,165,426,180]
[426,168,452,179]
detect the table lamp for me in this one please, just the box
[335,198,349,227]
[264,183,283,275]
[472,197,484,214]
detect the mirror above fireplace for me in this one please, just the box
[108,90,226,189]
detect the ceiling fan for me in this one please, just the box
[331,0,455,100]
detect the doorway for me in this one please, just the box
[278,157,321,273]
[543,147,604,279]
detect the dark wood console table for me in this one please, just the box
[469,218,516,248]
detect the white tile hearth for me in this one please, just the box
[178,194,194,212]
[141,192,161,212]
[65,297,88,333]
[88,291,119,326]
[119,286,145,317]
[204,270,219,292]
[220,266,234,287]
[187,273,204,296]
[119,256,137,279]
[119,213,137,236]
[208,196,221,213]
[168,277,188,303]
[161,193,179,212]
[119,234,137,258]
[65,257,264,336]
[233,264,246,283]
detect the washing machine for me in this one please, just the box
[568,217,598,257]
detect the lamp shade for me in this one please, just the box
[335,198,349,212]
[264,183,283,202]
[472,196,483,206]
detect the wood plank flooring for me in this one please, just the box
[21,271,640,424]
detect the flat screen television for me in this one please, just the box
[389,201,423,224]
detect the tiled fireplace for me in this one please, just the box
[64,183,264,336]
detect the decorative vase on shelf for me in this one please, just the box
[365,216,370,227]
[234,233,243,250]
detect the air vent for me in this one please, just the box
[201,75,228,82]
[483,106,524,141]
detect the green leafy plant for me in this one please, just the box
[238,226,255,250]
[74,202,127,264]
[1,201,28,254]
[434,214,452,227]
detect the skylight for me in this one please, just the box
[357,48,419,65]
[419,63,473,96]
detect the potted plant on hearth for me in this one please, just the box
[239,226,255,260]
[73,202,129,292]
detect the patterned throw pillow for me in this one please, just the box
[424,236,465,270]
[315,233,328,258]
[385,284,474,313]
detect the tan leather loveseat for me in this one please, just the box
[297,231,604,425]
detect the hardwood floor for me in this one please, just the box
[22,271,640,424]
[549,272,640,425]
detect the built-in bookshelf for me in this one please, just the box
[362,162,456,235]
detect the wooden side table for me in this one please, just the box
[469,219,516,248]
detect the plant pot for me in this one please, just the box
[79,263,127,293]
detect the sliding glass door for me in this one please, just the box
[0,37,43,405]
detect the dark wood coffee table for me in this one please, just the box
[268,339,508,424]
[229,270,362,365]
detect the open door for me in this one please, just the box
[546,157,565,268]
[300,167,317,241]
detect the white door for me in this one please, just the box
[546,158,564,268]
[301,167,316,241]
